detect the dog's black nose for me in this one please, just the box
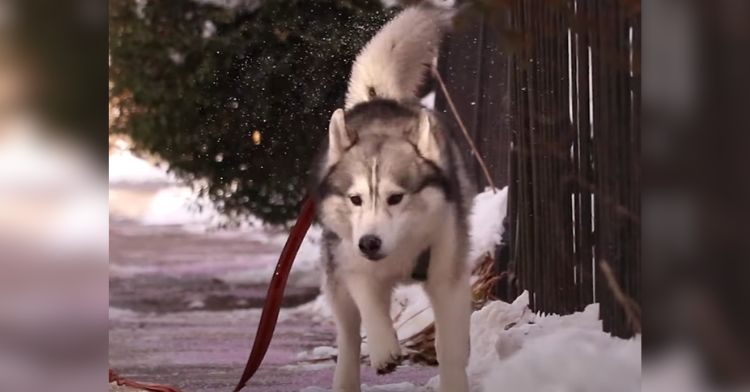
[358,235,382,258]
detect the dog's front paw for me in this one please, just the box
[368,336,402,375]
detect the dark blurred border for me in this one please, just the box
[0,1,108,392]
[8,0,108,163]
[643,0,750,388]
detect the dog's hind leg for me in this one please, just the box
[344,274,401,374]
[325,277,362,392]
[425,272,471,392]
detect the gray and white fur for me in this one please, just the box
[312,6,474,392]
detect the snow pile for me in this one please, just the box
[479,328,640,392]
[139,186,217,227]
[109,149,174,185]
[424,291,640,392]
[132,182,272,233]
[467,291,535,377]
[467,187,508,266]
[109,147,228,229]
[110,146,252,228]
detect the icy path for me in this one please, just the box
[108,217,437,392]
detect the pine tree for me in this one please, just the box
[110,0,392,224]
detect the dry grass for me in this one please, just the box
[402,252,502,365]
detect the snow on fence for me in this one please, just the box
[435,0,641,338]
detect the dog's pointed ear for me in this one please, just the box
[416,109,440,162]
[327,108,352,167]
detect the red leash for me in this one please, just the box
[108,196,316,392]
[232,195,316,391]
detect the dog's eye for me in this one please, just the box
[349,195,362,206]
[387,194,404,206]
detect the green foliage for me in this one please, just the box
[110,0,392,224]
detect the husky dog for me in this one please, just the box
[312,6,474,392]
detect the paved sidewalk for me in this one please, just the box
[109,218,437,392]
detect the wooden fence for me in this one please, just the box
[435,0,641,338]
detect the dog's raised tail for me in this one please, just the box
[345,6,453,109]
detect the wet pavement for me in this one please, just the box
[109,219,320,313]
[108,216,437,392]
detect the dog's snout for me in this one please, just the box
[358,235,382,258]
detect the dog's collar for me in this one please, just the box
[411,247,431,282]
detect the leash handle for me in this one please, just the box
[233,196,316,392]
[109,369,183,392]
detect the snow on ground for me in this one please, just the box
[139,185,218,227]
[300,291,641,392]
[109,149,175,185]
[464,292,640,392]
[110,145,263,230]
[110,145,221,229]
[478,328,640,392]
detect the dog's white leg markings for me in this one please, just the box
[326,278,362,392]
[344,274,401,374]
[425,273,471,392]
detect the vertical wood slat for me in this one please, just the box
[508,0,531,303]
[557,1,576,313]
[573,0,595,310]
[629,1,642,314]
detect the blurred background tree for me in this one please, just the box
[109,0,392,224]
